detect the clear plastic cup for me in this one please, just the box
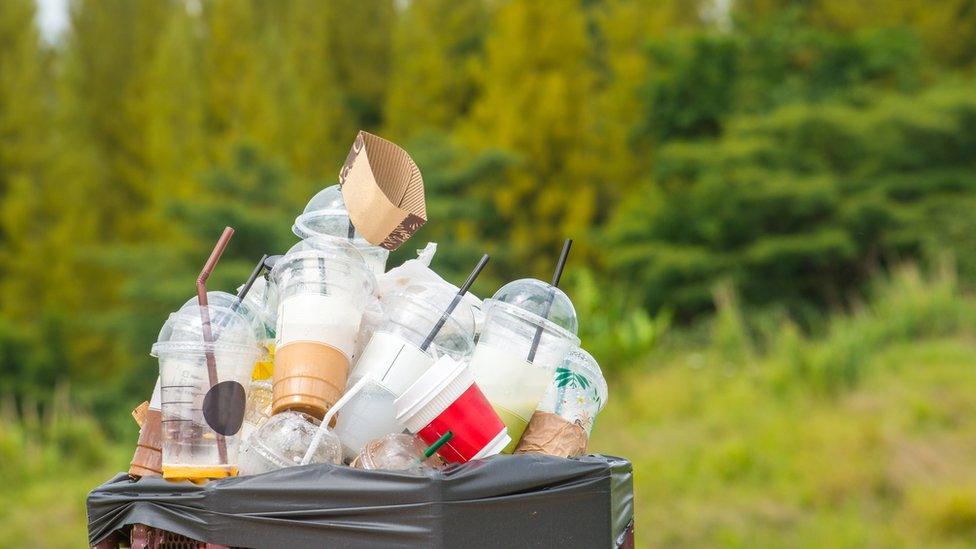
[334,291,476,459]
[351,434,445,472]
[182,290,275,380]
[240,379,273,443]
[469,279,580,453]
[237,411,342,475]
[271,237,375,419]
[292,185,390,275]
[538,348,608,434]
[153,305,263,481]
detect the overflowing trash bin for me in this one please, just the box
[87,131,632,548]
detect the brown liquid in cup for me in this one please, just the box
[128,408,163,477]
[273,341,349,419]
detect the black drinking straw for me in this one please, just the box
[419,254,491,352]
[232,254,269,312]
[526,239,572,363]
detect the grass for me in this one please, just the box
[4,265,976,547]
[589,264,976,547]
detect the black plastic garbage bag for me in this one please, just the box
[87,454,634,548]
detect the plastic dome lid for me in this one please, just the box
[180,291,268,342]
[151,304,261,358]
[488,278,578,336]
[387,283,480,337]
[562,348,608,413]
[293,185,363,242]
[272,236,377,294]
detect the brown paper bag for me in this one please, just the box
[514,410,589,458]
[339,131,426,250]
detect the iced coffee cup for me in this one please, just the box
[469,279,580,453]
[152,304,263,481]
[396,356,509,464]
[515,348,608,457]
[335,290,476,458]
[292,184,390,276]
[271,237,375,419]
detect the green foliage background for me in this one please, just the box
[2,0,976,546]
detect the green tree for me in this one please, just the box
[464,0,601,274]
[0,0,50,310]
[325,0,395,129]
[384,0,488,140]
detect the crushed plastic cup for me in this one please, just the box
[292,184,390,275]
[469,279,580,453]
[271,237,375,419]
[396,356,509,464]
[335,291,476,459]
[240,379,273,443]
[351,434,445,472]
[237,411,341,476]
[152,304,263,481]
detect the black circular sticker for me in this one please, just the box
[202,381,247,436]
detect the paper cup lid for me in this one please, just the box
[490,278,578,336]
[151,304,261,358]
[395,356,472,432]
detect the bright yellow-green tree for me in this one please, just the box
[384,0,488,140]
[463,0,600,272]
[324,0,395,129]
[0,0,50,317]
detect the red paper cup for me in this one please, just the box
[395,356,510,463]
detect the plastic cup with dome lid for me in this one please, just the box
[292,184,390,275]
[152,304,264,481]
[469,277,580,453]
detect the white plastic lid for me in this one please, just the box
[490,278,578,335]
[394,356,473,433]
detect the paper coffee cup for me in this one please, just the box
[395,356,509,463]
